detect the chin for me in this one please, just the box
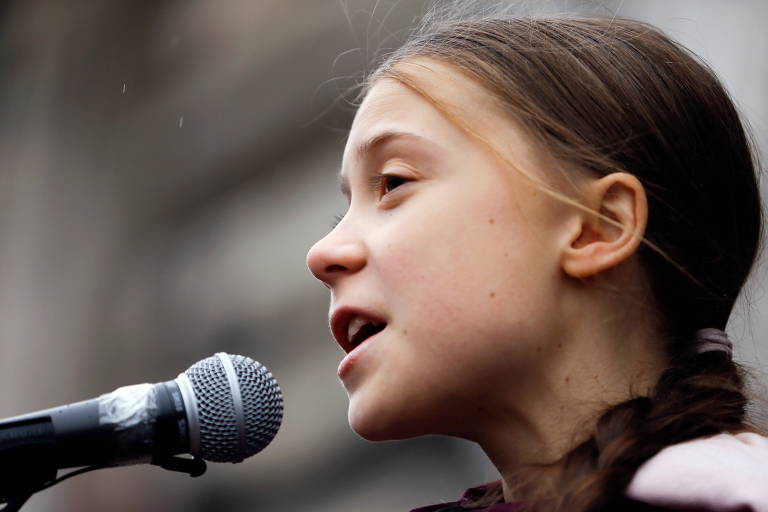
[347,396,432,441]
[348,404,398,441]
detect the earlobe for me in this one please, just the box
[561,173,648,279]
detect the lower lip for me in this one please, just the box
[337,330,383,379]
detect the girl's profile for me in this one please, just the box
[308,6,766,512]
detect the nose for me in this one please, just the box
[306,224,367,287]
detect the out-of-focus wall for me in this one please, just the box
[0,1,765,511]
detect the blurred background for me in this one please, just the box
[0,0,765,510]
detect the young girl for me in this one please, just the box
[307,11,767,512]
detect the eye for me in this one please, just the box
[365,171,414,201]
[381,175,409,194]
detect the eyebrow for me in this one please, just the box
[339,130,427,199]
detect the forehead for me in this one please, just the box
[342,59,549,184]
[347,59,499,149]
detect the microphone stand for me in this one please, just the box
[1,445,206,512]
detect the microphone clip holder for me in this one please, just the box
[152,455,207,477]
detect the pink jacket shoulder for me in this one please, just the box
[626,432,768,511]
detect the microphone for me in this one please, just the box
[0,353,283,503]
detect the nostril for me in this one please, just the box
[326,264,347,273]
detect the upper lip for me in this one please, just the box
[329,306,387,353]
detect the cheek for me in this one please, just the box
[377,194,552,328]
[372,186,562,376]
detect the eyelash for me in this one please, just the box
[368,173,410,197]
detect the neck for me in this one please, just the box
[469,288,667,502]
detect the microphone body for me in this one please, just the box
[0,380,188,470]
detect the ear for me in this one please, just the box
[561,172,648,278]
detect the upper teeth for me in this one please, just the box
[348,316,379,343]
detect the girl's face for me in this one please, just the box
[307,60,576,442]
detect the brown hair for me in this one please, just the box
[364,11,764,512]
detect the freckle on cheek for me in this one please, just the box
[488,217,495,225]
[489,291,496,298]
[564,376,570,383]
[536,346,542,353]
[557,343,563,349]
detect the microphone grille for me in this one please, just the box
[183,353,283,463]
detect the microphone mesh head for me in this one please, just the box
[183,354,283,463]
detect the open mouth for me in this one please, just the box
[331,309,387,353]
[348,316,386,348]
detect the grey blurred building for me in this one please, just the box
[0,1,765,511]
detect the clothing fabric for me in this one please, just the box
[408,482,524,512]
[410,432,768,512]
[626,431,768,511]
